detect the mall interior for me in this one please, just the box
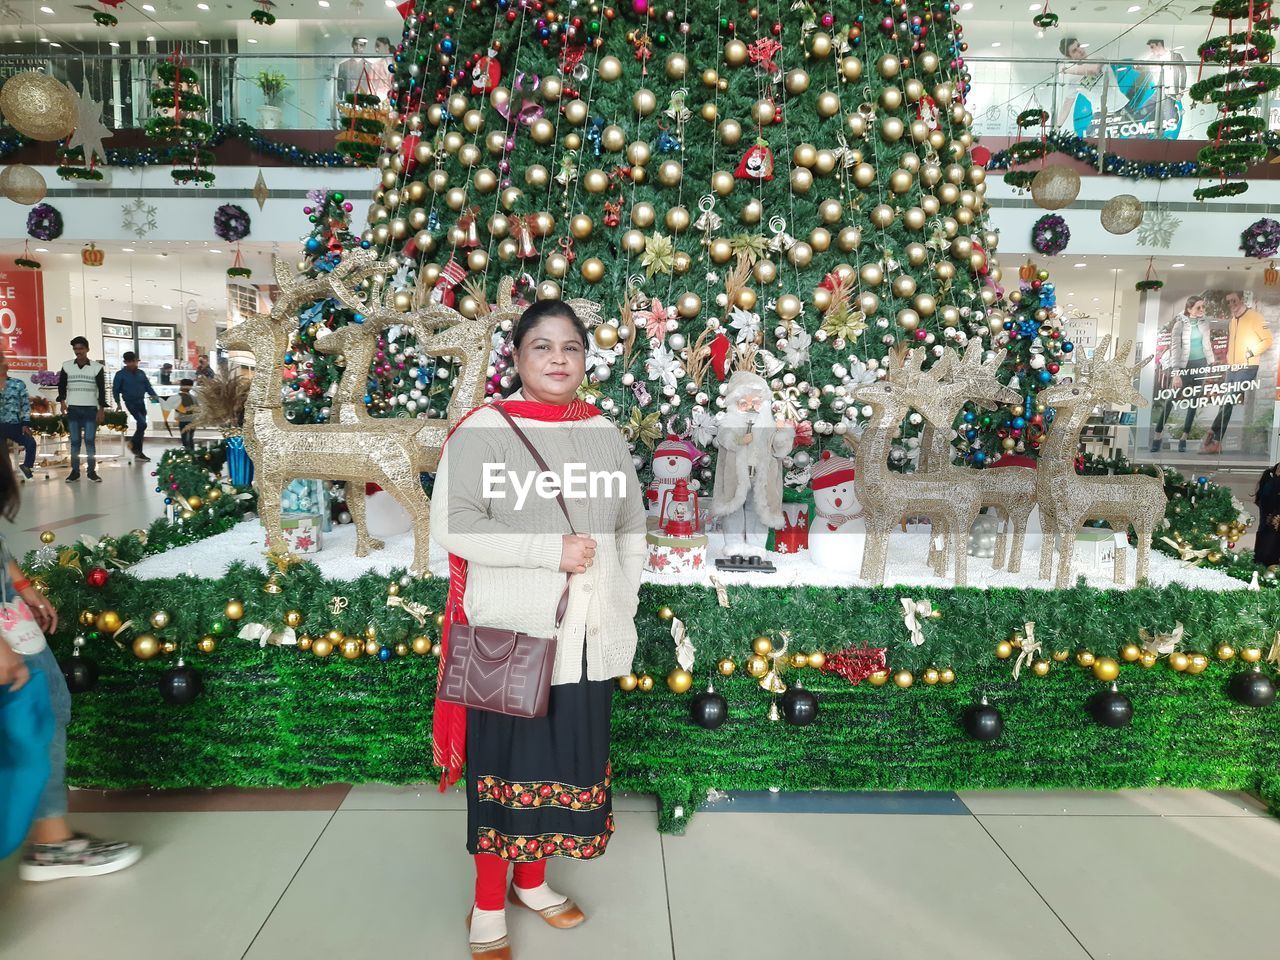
[2,2,1280,959]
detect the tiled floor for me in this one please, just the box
[1,787,1276,960]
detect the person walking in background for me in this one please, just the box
[159,363,174,386]
[1151,295,1212,453]
[0,351,37,480]
[112,352,159,463]
[1203,290,1274,454]
[56,337,106,484]
[0,453,142,881]
[175,378,198,452]
[1255,462,1280,566]
[195,354,215,380]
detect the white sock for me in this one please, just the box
[513,882,568,911]
[469,906,507,944]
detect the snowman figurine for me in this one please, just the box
[647,435,702,525]
[807,450,865,573]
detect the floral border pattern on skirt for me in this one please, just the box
[475,814,615,862]
[476,764,612,812]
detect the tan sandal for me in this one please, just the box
[465,909,513,959]
[507,886,586,929]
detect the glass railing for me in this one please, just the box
[961,56,1239,144]
[0,52,395,133]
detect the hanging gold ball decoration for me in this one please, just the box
[745,654,769,678]
[1100,194,1145,235]
[593,324,619,350]
[664,52,689,80]
[841,56,863,81]
[667,668,693,694]
[283,609,304,629]
[197,635,217,654]
[0,72,77,141]
[1092,657,1120,682]
[717,657,736,677]
[868,670,889,687]
[598,56,623,81]
[132,634,161,661]
[1242,647,1264,664]
[893,669,914,689]
[1186,653,1210,675]
[149,610,171,630]
[224,599,245,621]
[816,91,841,118]
[96,610,122,634]
[1030,165,1081,211]
[581,257,606,283]
[0,164,47,205]
[637,673,655,692]
[340,637,363,660]
[617,672,639,691]
[677,292,702,318]
[881,117,905,142]
[889,168,913,194]
[724,39,748,67]
[784,69,810,95]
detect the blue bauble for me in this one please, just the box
[973,451,987,464]
[1038,370,1052,383]
[1062,341,1074,352]
[378,646,392,662]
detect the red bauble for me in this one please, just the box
[87,567,110,589]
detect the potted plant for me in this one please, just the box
[254,69,288,129]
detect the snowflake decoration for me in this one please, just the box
[644,344,682,389]
[1136,206,1182,249]
[729,306,762,344]
[121,197,158,239]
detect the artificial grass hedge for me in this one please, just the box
[46,561,1280,832]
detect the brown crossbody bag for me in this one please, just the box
[436,403,573,718]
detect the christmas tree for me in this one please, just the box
[287,1,1049,495]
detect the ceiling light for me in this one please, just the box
[961,1,973,8]
[48,41,60,47]
[210,249,222,254]
[35,247,48,253]
[1127,4,1142,11]
[162,304,173,310]
[146,35,155,41]
[109,41,119,47]
[39,5,53,12]
[247,37,258,43]
[122,247,134,252]
[991,41,1002,48]
[385,0,396,6]
[142,1,155,8]
[1073,262,1087,268]
[198,39,209,45]
[319,0,330,6]
[1079,42,1091,48]
[1029,2,1041,8]
[1171,262,1185,268]
[197,2,209,8]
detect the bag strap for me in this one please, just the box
[490,403,575,628]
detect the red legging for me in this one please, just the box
[474,855,547,910]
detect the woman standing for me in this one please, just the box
[430,300,646,960]
[1255,463,1280,566]
[1151,295,1213,453]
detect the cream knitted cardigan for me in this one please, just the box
[429,397,647,685]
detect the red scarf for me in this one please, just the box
[433,397,602,789]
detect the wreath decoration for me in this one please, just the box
[1032,12,1059,28]
[1016,108,1049,128]
[26,202,63,241]
[1135,279,1164,292]
[1031,214,1070,256]
[214,204,252,242]
[250,9,276,24]
[1241,217,1280,259]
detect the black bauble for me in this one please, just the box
[159,665,203,705]
[1087,689,1133,728]
[59,655,99,694]
[781,687,819,726]
[690,690,728,729]
[962,702,1003,741]
[1228,669,1277,708]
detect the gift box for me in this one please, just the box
[773,504,810,554]
[645,530,708,574]
[283,479,332,533]
[280,514,322,554]
[1074,528,1126,575]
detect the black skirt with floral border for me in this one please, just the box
[465,663,614,862]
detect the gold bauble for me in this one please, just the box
[540,77,564,102]
[935,260,956,281]
[1031,660,1052,678]
[879,87,904,112]
[677,292,702,318]
[897,309,920,332]
[793,143,817,169]
[741,199,763,225]
[905,242,928,267]
[809,30,833,58]
[667,668,694,694]
[910,120,931,144]
[364,639,381,657]
[658,159,683,187]
[602,124,626,152]
[995,641,1013,659]
[132,634,161,661]
[838,226,861,252]
[161,640,177,655]
[631,201,656,228]
[1242,647,1264,663]
[715,658,736,678]
[787,242,813,268]
[853,163,877,188]
[940,667,956,684]
[537,279,561,301]
[1145,651,1163,668]
[710,238,733,264]
[617,672,639,692]
[665,52,689,80]
[40,530,56,545]
[545,253,569,279]
[905,78,925,102]
[96,610,122,634]
[598,56,623,81]
[458,143,481,167]
[467,249,489,273]
[637,674,655,692]
[784,69,810,95]
[735,287,757,310]
[724,39,748,67]
[752,635,774,656]
[593,324,620,350]
[150,610,171,630]
[340,637,363,660]
[1119,643,1141,663]
[893,670,914,689]
[913,294,937,317]
[1092,657,1120,682]
[809,227,831,252]
[711,170,735,197]
[719,118,743,146]
[0,164,46,205]
[225,599,245,621]
[1216,643,1236,661]
[622,229,647,254]
[814,150,837,176]
[881,117,905,142]
[411,635,432,655]
[753,259,778,285]
[394,642,410,658]
[813,287,832,312]
[870,204,895,228]
[311,637,334,658]
[581,257,606,284]
[790,168,813,194]
[627,140,651,167]
[868,670,889,687]
[752,98,776,126]
[892,275,917,299]
[1187,654,1209,675]
[700,102,718,122]
[573,168,603,195]
[570,213,594,240]
[819,198,843,225]
[923,667,940,685]
[633,88,658,117]
[79,609,97,628]
[890,168,913,194]
[790,652,810,670]
[197,636,217,654]
[0,72,77,141]
[903,207,927,231]
[745,655,769,679]
[1076,650,1096,667]
[775,294,803,321]
[841,56,863,81]
[816,91,841,118]
[939,182,961,205]
[530,118,555,145]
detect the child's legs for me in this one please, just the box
[26,646,72,842]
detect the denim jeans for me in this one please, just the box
[0,422,36,470]
[66,405,99,472]
[179,420,195,451]
[23,645,70,822]
[125,399,148,454]
[1209,365,1259,438]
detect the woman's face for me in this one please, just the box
[1189,299,1206,317]
[1066,41,1085,60]
[513,314,586,405]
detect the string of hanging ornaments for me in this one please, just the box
[1190,0,1280,199]
[145,50,216,186]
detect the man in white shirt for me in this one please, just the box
[56,337,107,483]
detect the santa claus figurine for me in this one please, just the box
[711,371,794,556]
[647,435,702,525]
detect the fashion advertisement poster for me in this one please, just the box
[1149,284,1279,462]
[0,260,48,371]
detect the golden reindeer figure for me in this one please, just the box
[850,347,985,586]
[1035,336,1166,588]
[917,342,1038,573]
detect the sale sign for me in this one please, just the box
[0,260,47,372]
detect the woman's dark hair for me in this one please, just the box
[504,300,589,397]
[1184,295,1205,312]
[0,445,19,523]
[1060,36,1080,56]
